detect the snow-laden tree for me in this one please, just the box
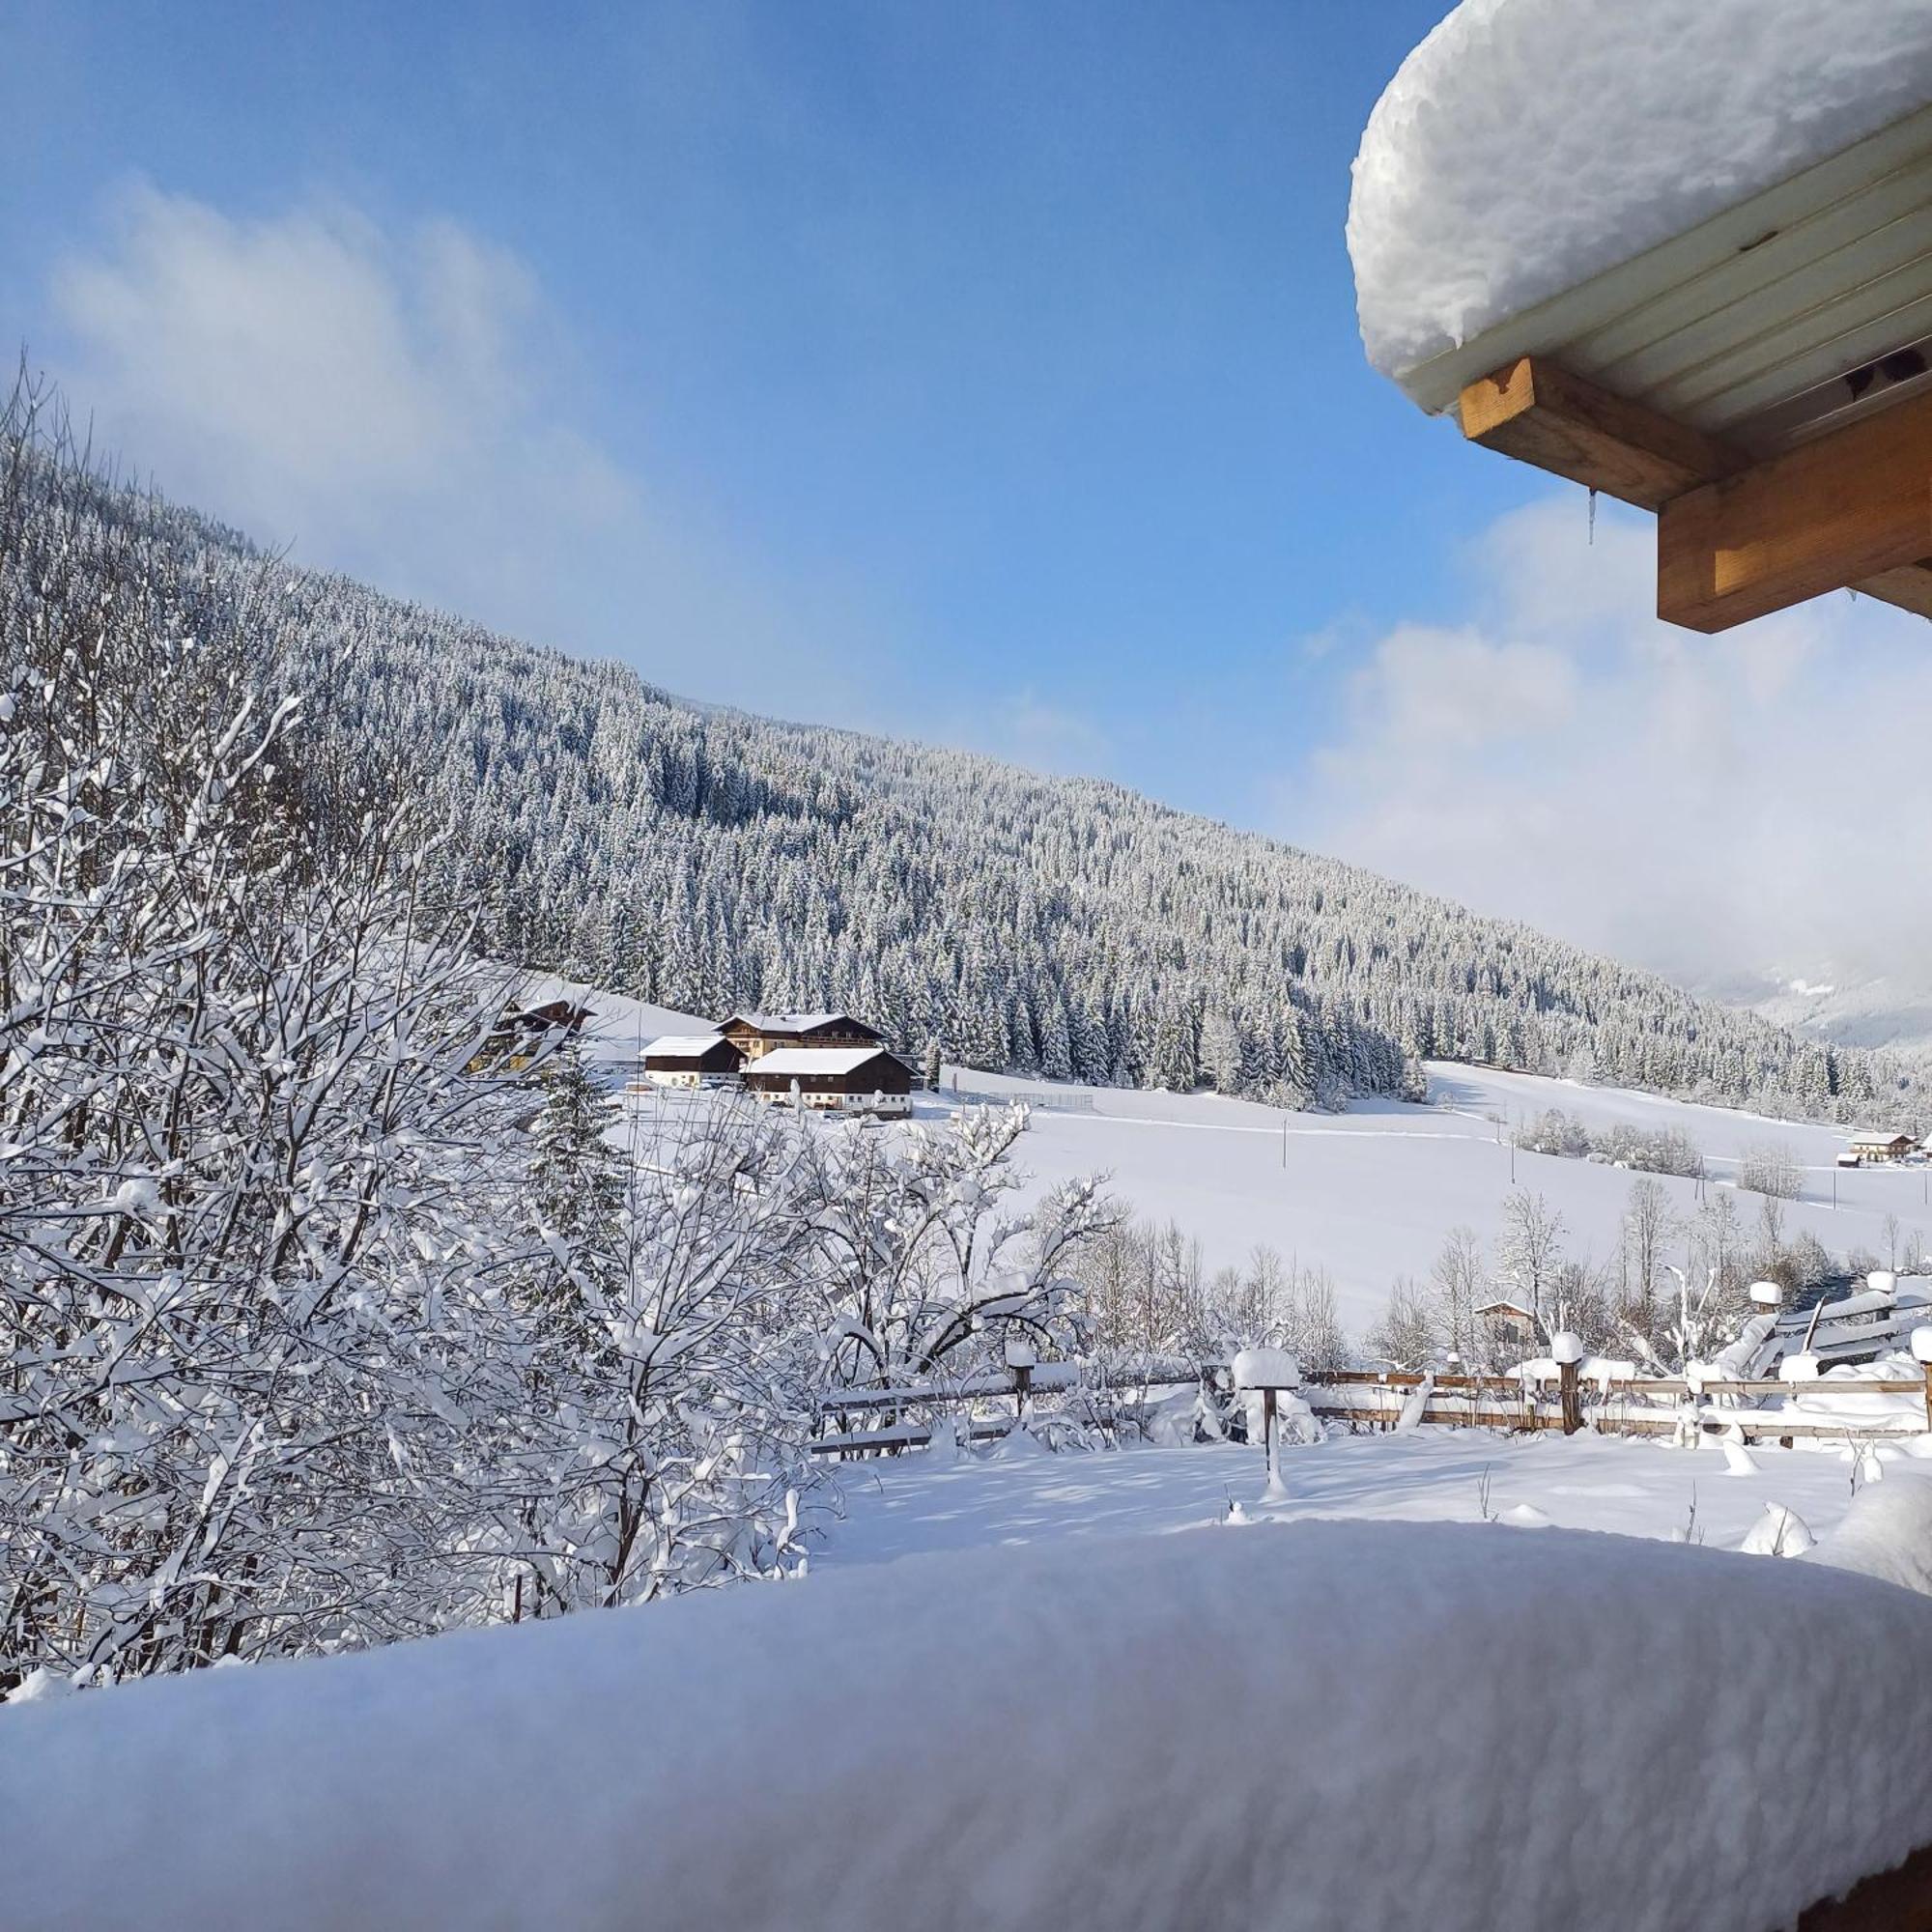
[803,1105,1116,1388]
[1493,1192,1568,1340]
[497,1094,823,1616]
[1365,1275,1435,1370]
[0,497,536,1679]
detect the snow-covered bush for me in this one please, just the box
[499,1089,824,1613]
[1738,1142,1803,1202]
[802,1102,1115,1389]
[1513,1108,1703,1179]
[0,402,540,1680]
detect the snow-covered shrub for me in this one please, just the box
[0,417,539,1679]
[804,1103,1114,1392]
[500,1090,824,1613]
[1514,1109,1703,1179]
[1738,1142,1803,1201]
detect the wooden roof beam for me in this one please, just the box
[1457,356,1746,513]
[1659,387,1932,632]
[1456,355,1932,632]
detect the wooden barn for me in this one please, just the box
[639,1034,745,1090]
[739,1045,913,1117]
[471,999,592,1073]
[720,1011,887,1063]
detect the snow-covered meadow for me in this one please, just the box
[590,965,1930,1340]
[986,1061,1932,1332]
[818,1419,1908,1572]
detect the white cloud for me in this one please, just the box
[53,187,547,523]
[43,183,881,719]
[1290,493,1932,1000]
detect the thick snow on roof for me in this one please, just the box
[748,1046,897,1078]
[7,1517,1932,1929]
[640,1034,732,1059]
[1349,0,1932,382]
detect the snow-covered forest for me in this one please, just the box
[5,382,1923,1124]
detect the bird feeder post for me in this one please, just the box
[1552,1331,1584,1436]
[1004,1336,1037,1429]
[1233,1349,1301,1500]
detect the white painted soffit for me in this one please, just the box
[1397,100,1932,457]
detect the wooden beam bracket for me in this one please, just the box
[1456,355,1932,633]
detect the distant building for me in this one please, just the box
[1847,1130,1917,1164]
[720,1012,887,1063]
[739,1045,913,1116]
[639,1034,745,1090]
[1475,1297,1537,1343]
[472,999,592,1073]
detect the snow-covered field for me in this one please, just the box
[941,1061,1929,1332]
[585,964,1931,1336]
[818,1425,1900,1573]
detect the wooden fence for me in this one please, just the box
[809,1359,1932,1456]
[1304,1366,1932,1443]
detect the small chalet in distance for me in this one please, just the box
[1844,1130,1919,1167]
[740,1045,913,1117]
[1475,1297,1537,1345]
[470,998,592,1074]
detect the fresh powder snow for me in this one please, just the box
[7,1505,1932,1930]
[1348,0,1932,380]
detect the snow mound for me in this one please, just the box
[1740,1502,1815,1558]
[6,1521,1932,1930]
[1498,1502,1550,1528]
[1349,0,1932,380]
[1806,1474,1932,1598]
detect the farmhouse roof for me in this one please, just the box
[641,1035,733,1060]
[747,1047,899,1078]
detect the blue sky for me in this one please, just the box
[7,1,1930,993]
[3,2,1521,801]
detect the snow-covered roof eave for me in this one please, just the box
[744,1047,900,1078]
[641,1035,735,1060]
[1350,2,1932,454]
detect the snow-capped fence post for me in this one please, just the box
[1004,1336,1037,1428]
[1233,1349,1300,1501]
[1552,1332,1585,1436]
[1914,1329,1932,1436]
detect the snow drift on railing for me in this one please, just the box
[6,1516,1932,1929]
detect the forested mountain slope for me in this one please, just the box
[10,438,1923,1124]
